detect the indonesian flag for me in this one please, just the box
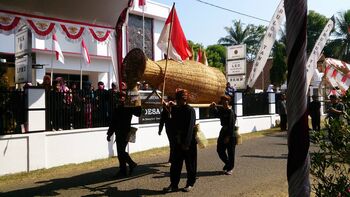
[157,5,192,61]
[197,48,203,62]
[81,39,91,64]
[52,34,64,64]
[139,0,146,7]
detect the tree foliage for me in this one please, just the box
[218,20,266,60]
[326,10,350,62]
[205,44,226,72]
[307,11,329,55]
[270,41,287,87]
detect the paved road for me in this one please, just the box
[0,132,290,197]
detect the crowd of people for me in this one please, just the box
[36,75,155,131]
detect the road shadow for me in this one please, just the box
[264,132,288,138]
[0,162,164,196]
[241,154,287,160]
[152,170,223,179]
[81,186,164,197]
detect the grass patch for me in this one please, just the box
[0,128,281,186]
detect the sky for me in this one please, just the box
[152,0,350,47]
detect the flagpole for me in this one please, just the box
[80,57,83,90]
[161,3,175,103]
[142,3,145,52]
[51,37,54,86]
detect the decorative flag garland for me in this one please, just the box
[323,58,350,92]
[0,10,113,43]
[26,19,56,40]
[0,13,21,35]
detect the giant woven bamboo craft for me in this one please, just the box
[123,48,226,104]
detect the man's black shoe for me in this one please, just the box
[129,163,137,175]
[163,185,179,193]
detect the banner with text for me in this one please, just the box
[247,0,285,87]
[306,18,334,92]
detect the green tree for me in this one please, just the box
[327,10,350,62]
[206,44,226,72]
[270,41,287,86]
[307,11,329,55]
[218,20,266,60]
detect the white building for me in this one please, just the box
[0,0,169,89]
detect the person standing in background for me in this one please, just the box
[309,95,321,131]
[278,94,287,131]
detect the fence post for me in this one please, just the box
[234,92,243,117]
[268,92,276,114]
[26,87,46,132]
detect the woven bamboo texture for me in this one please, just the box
[123,48,226,104]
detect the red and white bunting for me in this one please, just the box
[0,10,115,44]
[324,59,350,92]
[60,24,85,42]
[0,13,21,35]
[26,19,56,40]
[88,28,111,44]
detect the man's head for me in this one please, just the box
[330,94,338,104]
[220,95,231,107]
[226,82,231,88]
[97,81,104,90]
[175,88,189,105]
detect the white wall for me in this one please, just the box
[0,34,14,53]
[0,114,277,176]
[35,52,113,86]
[153,20,165,61]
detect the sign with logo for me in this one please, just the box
[15,27,32,57]
[15,55,32,83]
[227,44,246,60]
[227,59,246,75]
[227,75,246,89]
[139,90,163,124]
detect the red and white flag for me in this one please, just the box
[139,0,146,7]
[52,34,64,64]
[157,5,192,61]
[196,48,203,62]
[81,39,91,64]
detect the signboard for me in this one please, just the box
[227,75,246,89]
[15,27,32,57]
[227,44,246,60]
[227,59,246,75]
[139,90,163,124]
[15,55,32,83]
